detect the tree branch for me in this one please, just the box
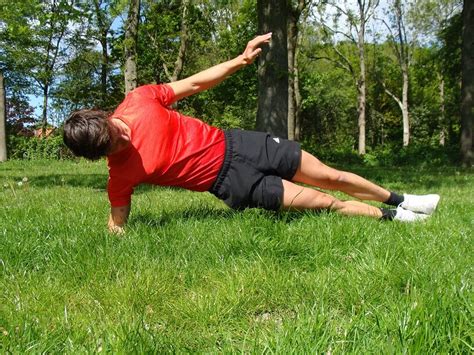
[382,82,403,110]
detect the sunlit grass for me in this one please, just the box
[1,159,472,352]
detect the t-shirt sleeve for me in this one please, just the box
[133,84,177,107]
[107,175,134,207]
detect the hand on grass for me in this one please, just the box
[108,222,125,235]
[241,33,272,65]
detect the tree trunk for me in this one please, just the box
[100,30,108,104]
[41,83,49,135]
[461,0,473,165]
[402,64,409,146]
[294,55,302,141]
[94,0,109,105]
[124,0,140,95]
[289,0,306,141]
[357,9,367,155]
[171,0,189,82]
[439,76,446,146]
[0,71,6,162]
[287,12,297,141]
[256,0,288,139]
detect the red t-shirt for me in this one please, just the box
[107,84,225,207]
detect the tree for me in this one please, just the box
[0,0,76,132]
[461,0,473,165]
[169,0,190,82]
[52,0,125,112]
[91,0,123,105]
[0,71,6,161]
[179,0,258,129]
[381,0,412,146]
[124,0,140,94]
[318,0,379,154]
[408,0,462,146]
[256,0,289,138]
[287,0,308,141]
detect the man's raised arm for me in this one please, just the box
[167,33,272,101]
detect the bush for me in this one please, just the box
[364,144,459,167]
[302,142,459,167]
[7,135,74,160]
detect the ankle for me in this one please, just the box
[384,191,404,206]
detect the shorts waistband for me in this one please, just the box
[209,130,234,195]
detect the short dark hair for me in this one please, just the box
[63,109,111,160]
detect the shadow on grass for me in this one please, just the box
[28,173,109,190]
[129,206,315,228]
[129,207,238,228]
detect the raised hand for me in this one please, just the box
[241,33,272,65]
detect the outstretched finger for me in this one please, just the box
[249,33,272,46]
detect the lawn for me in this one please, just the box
[1,159,472,352]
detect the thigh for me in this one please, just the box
[292,151,347,188]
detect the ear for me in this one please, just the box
[120,133,131,143]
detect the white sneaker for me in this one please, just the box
[400,194,440,215]
[393,207,430,222]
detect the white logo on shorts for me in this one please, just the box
[273,137,280,144]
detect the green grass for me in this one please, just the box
[1,159,473,353]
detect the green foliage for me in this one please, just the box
[0,0,78,119]
[304,143,459,168]
[176,0,258,129]
[0,0,465,164]
[7,135,73,160]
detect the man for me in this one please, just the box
[63,33,440,233]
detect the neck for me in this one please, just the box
[108,118,131,154]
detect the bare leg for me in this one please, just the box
[292,151,390,202]
[282,180,382,218]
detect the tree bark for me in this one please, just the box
[256,0,288,139]
[171,0,189,82]
[288,14,297,141]
[0,71,6,162]
[41,83,49,135]
[287,0,306,141]
[124,0,140,95]
[439,75,446,146]
[100,31,108,103]
[401,63,409,146]
[294,49,303,141]
[357,2,367,155]
[461,0,473,165]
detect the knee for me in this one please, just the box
[316,194,343,211]
[328,171,346,184]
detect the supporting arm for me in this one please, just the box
[108,204,131,234]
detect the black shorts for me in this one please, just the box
[209,129,301,211]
